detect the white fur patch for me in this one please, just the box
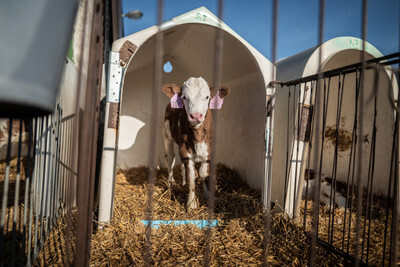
[181,77,210,126]
[194,141,209,162]
[0,119,7,133]
[302,178,346,208]
[199,162,208,178]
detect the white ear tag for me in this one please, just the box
[171,92,183,108]
[209,94,223,109]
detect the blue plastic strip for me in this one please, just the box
[140,220,218,229]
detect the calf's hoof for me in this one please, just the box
[167,177,175,187]
[186,198,198,211]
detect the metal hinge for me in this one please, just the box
[107,51,123,103]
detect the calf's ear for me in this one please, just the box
[218,86,230,99]
[210,86,230,99]
[162,83,181,98]
[209,86,230,109]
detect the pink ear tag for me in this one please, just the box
[209,94,223,109]
[171,92,183,108]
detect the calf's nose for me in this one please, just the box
[190,113,203,121]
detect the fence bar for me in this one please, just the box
[204,1,224,266]
[354,0,368,263]
[11,119,24,265]
[310,0,325,264]
[27,118,39,265]
[74,0,104,265]
[0,118,13,262]
[21,119,33,265]
[263,0,278,264]
[144,0,164,265]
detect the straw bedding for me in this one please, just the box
[1,158,398,265]
[88,165,345,266]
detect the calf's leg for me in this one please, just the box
[181,163,186,186]
[199,161,211,199]
[162,121,176,186]
[185,159,197,210]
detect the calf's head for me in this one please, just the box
[162,77,230,127]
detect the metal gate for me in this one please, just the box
[279,51,400,265]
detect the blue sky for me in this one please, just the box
[122,0,399,61]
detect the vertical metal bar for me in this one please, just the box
[51,109,58,226]
[44,115,54,237]
[293,82,308,219]
[67,0,89,264]
[293,86,302,213]
[283,85,291,210]
[310,0,325,263]
[285,84,299,210]
[21,118,33,265]
[0,118,13,262]
[382,84,396,265]
[11,119,24,265]
[59,116,65,217]
[354,0,368,263]
[33,116,44,260]
[284,84,297,210]
[74,0,105,264]
[205,1,224,266]
[65,118,73,266]
[328,73,345,245]
[304,81,316,230]
[144,1,164,265]
[315,77,330,240]
[27,118,38,266]
[263,0,278,263]
[48,114,56,231]
[51,107,61,228]
[39,115,49,247]
[342,70,361,253]
[395,14,400,267]
[53,106,62,222]
[361,68,379,264]
[388,69,399,267]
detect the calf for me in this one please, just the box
[162,77,230,210]
[302,170,346,209]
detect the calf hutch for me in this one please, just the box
[271,37,399,217]
[98,7,274,222]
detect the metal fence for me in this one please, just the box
[279,52,400,266]
[0,108,78,265]
[0,0,106,265]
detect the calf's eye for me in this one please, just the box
[206,96,210,100]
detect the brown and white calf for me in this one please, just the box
[162,77,230,210]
